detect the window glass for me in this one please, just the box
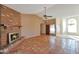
[68,18,77,33]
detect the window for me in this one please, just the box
[68,18,77,33]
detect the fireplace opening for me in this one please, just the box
[8,32,19,44]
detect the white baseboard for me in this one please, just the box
[23,34,40,39]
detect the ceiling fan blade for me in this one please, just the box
[46,16,52,17]
[43,15,52,17]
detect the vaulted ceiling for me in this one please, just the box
[4,4,79,18]
[4,4,54,14]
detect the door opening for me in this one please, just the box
[50,24,56,35]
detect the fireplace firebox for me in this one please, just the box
[8,33,19,44]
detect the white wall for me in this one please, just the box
[41,24,46,34]
[21,14,43,38]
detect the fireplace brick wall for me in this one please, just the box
[0,4,21,49]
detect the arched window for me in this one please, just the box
[68,18,77,33]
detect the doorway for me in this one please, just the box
[46,24,56,35]
[50,24,56,35]
[46,25,50,35]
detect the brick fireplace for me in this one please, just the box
[0,4,21,49]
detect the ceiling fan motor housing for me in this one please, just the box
[44,15,47,17]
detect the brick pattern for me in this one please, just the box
[0,5,21,48]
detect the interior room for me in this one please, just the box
[0,4,79,54]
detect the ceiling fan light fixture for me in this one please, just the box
[43,7,52,19]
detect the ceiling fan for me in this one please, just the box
[43,7,52,19]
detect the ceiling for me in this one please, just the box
[4,4,54,14]
[4,4,79,19]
